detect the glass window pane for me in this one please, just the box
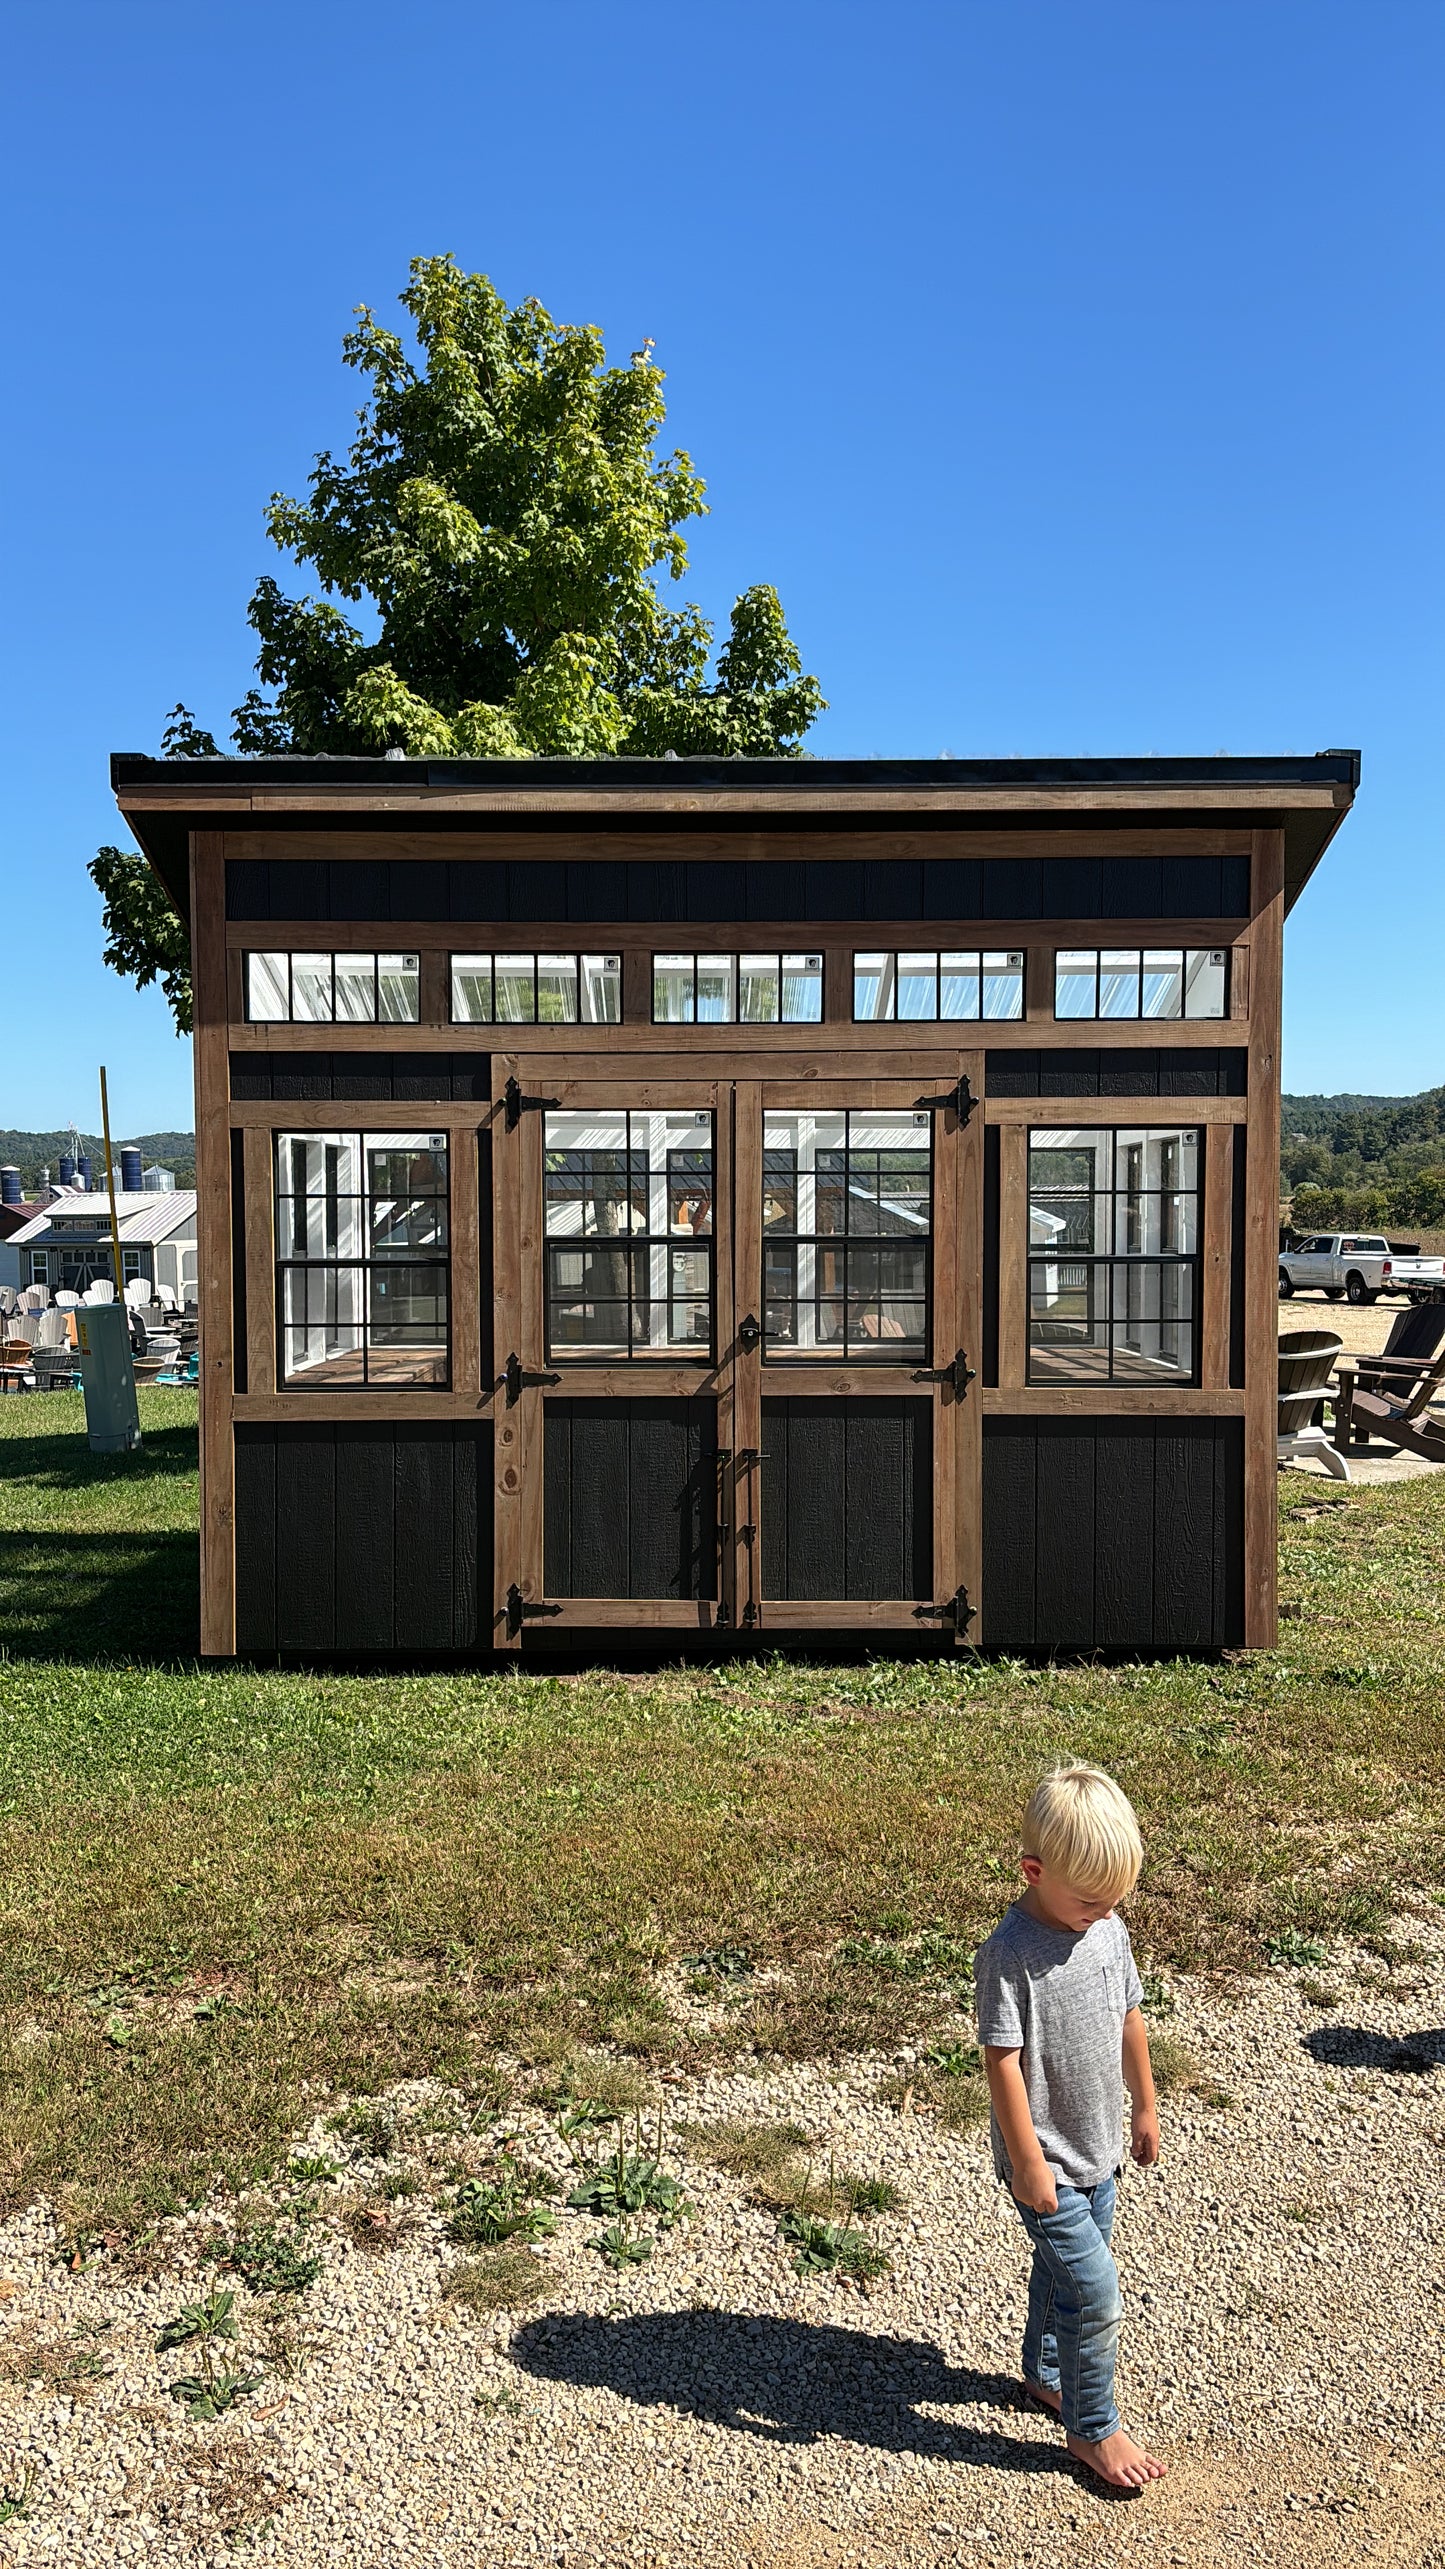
[982,952,1025,1021]
[536,955,579,1023]
[939,952,981,1019]
[581,956,621,1023]
[494,954,537,1023]
[1184,949,1228,1018]
[451,957,493,1023]
[333,952,377,1023]
[695,955,735,1022]
[653,955,694,1022]
[738,954,780,1023]
[1098,950,1140,1019]
[1141,950,1183,1019]
[781,954,823,1022]
[378,954,420,1022]
[1055,950,1098,1018]
[853,953,893,1020]
[291,954,333,1021]
[247,952,290,1021]
[897,952,938,1020]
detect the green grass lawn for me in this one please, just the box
[1,1388,1442,2236]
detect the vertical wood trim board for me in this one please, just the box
[1243,828,1284,1645]
[998,1123,1029,1389]
[192,829,237,1654]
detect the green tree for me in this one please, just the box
[92,257,825,1025]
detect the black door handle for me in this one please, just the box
[504,1351,562,1405]
[912,1349,977,1399]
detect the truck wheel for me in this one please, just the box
[1345,1273,1376,1305]
[1324,1287,1345,1301]
[1278,1270,1294,1299]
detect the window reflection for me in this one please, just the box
[1027,1126,1201,1382]
[762,1109,931,1359]
[543,1109,714,1360]
[275,1131,449,1387]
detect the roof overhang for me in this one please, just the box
[111,750,1360,925]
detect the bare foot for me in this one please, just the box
[1021,2378,1062,2416]
[1066,2428,1168,2490]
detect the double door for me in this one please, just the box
[491,1056,982,1644]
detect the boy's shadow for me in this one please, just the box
[1302,2025,1445,2074]
[512,2308,1064,2473]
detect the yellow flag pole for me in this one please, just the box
[98,1067,126,1299]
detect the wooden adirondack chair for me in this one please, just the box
[1332,1304,1445,1451]
[1334,1346,1445,1464]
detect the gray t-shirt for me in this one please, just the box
[974,1904,1144,2190]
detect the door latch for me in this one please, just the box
[503,1074,561,1130]
[737,1312,762,1353]
[913,1349,977,1400]
[504,1351,562,1405]
[913,1072,976,1127]
[505,1583,563,1638]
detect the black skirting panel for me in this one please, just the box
[986,1048,1248,1098]
[543,1398,718,1599]
[227,853,1249,928]
[235,1421,489,1654]
[982,1416,1244,1650]
[230,1052,489,1101]
[761,1398,931,1600]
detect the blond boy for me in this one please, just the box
[974,1764,1166,2491]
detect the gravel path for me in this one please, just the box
[0,1914,1441,2568]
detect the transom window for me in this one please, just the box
[1054,949,1227,1020]
[853,950,1024,1021]
[652,954,823,1024]
[451,953,621,1024]
[543,1110,714,1361]
[1028,1126,1201,1383]
[762,1110,931,1360]
[275,1131,449,1387]
[246,952,420,1023]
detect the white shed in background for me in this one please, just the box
[6,1189,199,1305]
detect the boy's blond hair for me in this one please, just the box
[1021,1763,1142,1902]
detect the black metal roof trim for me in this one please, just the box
[112,751,1362,792]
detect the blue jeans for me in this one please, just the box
[1012,2175,1122,2442]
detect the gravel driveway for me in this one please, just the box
[0,1915,1441,2568]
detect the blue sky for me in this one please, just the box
[1,0,1440,1131]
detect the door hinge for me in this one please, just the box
[505,1583,563,1638]
[504,1350,562,1405]
[914,1072,976,1127]
[913,1349,977,1400]
[503,1074,561,1130]
[914,1585,975,1634]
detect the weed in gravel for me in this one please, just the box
[676,2117,812,2181]
[0,2320,115,2399]
[1148,2033,1232,2107]
[778,2209,889,2280]
[445,2250,549,2315]
[1140,1970,1177,2018]
[226,2224,321,2296]
[0,2465,37,2524]
[593,2217,653,2269]
[529,2054,657,2117]
[330,2108,396,2159]
[156,2285,262,2419]
[285,2153,341,2184]
[379,2168,419,2200]
[1266,1930,1328,1969]
[1299,1977,1342,2009]
[567,2118,691,2225]
[681,1946,754,1981]
[446,2163,557,2248]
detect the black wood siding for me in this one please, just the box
[543,1399,718,1598]
[761,1398,931,1599]
[982,1417,1244,1648]
[230,1052,490,1101]
[234,1423,488,1654]
[227,854,1249,927]
[986,1048,1247,1097]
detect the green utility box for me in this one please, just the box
[74,1302,143,1454]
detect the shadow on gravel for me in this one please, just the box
[1302,2025,1445,2073]
[511,2310,1066,2473]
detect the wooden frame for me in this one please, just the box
[134,764,1355,1662]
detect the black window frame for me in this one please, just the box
[542,1108,716,1365]
[244,951,421,1025]
[650,952,825,1025]
[761,1106,933,1363]
[1051,947,1229,1022]
[851,948,1025,1022]
[273,1129,451,1391]
[449,951,623,1026]
[1026,1124,1203,1386]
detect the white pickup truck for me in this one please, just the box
[1278,1234,1445,1306]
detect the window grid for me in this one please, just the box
[274,1131,450,1389]
[1027,1126,1201,1385]
[450,953,621,1025]
[543,1110,715,1362]
[853,950,1024,1022]
[246,952,421,1025]
[652,953,823,1025]
[1053,948,1227,1021]
[762,1109,932,1361]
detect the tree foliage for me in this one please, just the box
[1281,1086,1445,1232]
[91,257,825,1025]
